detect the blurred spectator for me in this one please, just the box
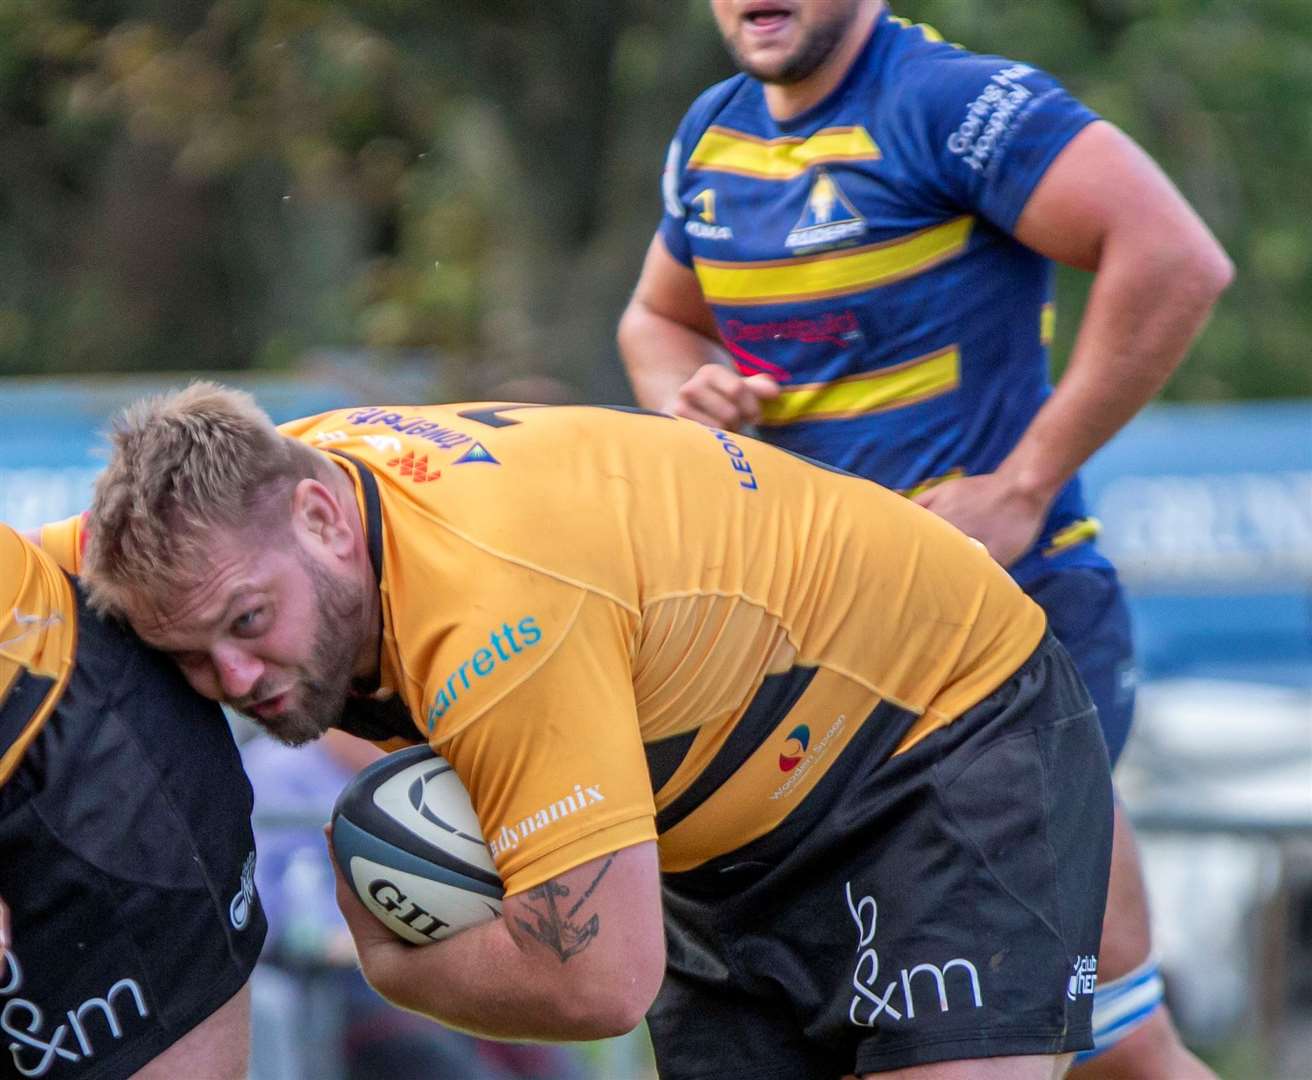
[243,728,587,1080]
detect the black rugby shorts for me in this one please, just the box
[648,631,1113,1079]
[0,590,266,1080]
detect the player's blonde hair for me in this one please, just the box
[83,380,328,618]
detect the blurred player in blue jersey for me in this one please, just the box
[619,3,1231,1078]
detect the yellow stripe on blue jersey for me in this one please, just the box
[694,216,973,305]
[1044,517,1101,556]
[758,346,960,425]
[279,404,1046,895]
[687,125,881,180]
[0,525,77,787]
[886,15,948,43]
[901,468,966,500]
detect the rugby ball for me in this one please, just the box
[330,745,503,945]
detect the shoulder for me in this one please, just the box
[871,32,1093,184]
[681,73,753,133]
[868,17,1069,123]
[416,574,592,741]
[0,523,32,612]
[669,72,757,164]
[0,524,76,679]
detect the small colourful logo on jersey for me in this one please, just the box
[778,725,810,771]
[686,188,733,241]
[771,714,846,801]
[387,452,442,483]
[453,442,499,466]
[785,170,866,254]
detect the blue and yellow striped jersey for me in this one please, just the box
[658,10,1109,583]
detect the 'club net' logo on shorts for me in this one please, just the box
[1068,955,1098,1000]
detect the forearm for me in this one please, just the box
[346,845,665,1042]
[362,910,641,1041]
[999,236,1232,503]
[618,301,731,412]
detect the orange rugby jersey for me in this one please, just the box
[0,525,78,787]
[278,403,1046,895]
[43,404,1046,893]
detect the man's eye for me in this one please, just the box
[232,608,267,636]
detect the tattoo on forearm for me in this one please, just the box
[514,857,614,963]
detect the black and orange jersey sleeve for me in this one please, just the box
[0,525,78,786]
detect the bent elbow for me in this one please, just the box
[1136,239,1233,321]
[616,299,652,364]
[572,986,657,1040]
[1176,233,1235,308]
[1203,245,1236,300]
[559,962,662,1040]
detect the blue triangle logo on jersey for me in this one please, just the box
[785,169,866,253]
[453,442,499,466]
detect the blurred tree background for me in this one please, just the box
[0,0,1306,402]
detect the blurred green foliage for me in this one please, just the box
[0,0,1305,401]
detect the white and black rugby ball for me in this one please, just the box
[331,745,503,945]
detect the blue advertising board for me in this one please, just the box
[0,370,432,533]
[1080,400,1311,686]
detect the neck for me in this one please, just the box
[764,1,882,122]
[354,557,384,686]
[320,451,386,686]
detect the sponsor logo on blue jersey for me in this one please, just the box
[687,188,733,241]
[947,64,1035,173]
[786,170,866,253]
[726,311,863,352]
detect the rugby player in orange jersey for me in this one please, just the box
[58,383,1114,1078]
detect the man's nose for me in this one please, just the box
[211,643,264,700]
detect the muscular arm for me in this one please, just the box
[619,235,779,428]
[917,121,1234,564]
[334,840,665,1041]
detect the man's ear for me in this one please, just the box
[290,478,355,560]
